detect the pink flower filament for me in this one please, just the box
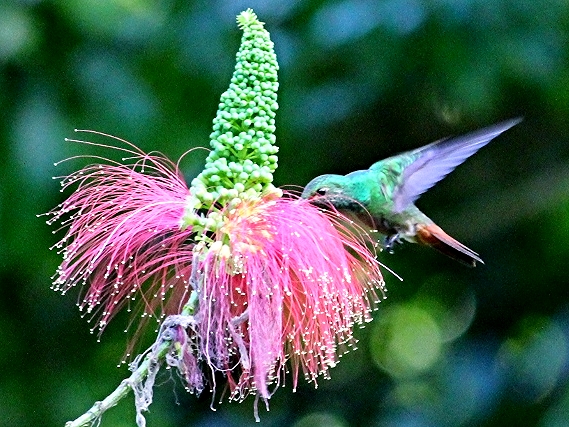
[47,139,195,336]
[194,196,385,405]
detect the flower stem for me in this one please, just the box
[64,340,169,427]
[65,293,199,427]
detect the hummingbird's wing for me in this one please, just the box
[390,118,521,213]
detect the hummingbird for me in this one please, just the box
[301,118,521,267]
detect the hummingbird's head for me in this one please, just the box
[301,174,364,211]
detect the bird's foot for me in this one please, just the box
[383,233,402,253]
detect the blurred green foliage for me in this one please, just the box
[2,1,569,426]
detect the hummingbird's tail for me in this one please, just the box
[415,223,483,267]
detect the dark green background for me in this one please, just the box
[2,1,569,426]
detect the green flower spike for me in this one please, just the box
[183,8,281,231]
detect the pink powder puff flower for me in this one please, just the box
[46,133,385,417]
[51,10,388,426]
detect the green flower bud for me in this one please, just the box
[187,8,281,226]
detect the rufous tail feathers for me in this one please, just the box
[416,223,483,267]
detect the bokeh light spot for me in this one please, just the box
[293,412,347,427]
[0,5,36,61]
[497,315,567,403]
[371,304,442,377]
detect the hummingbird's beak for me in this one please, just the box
[307,195,332,209]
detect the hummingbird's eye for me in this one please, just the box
[315,188,328,196]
